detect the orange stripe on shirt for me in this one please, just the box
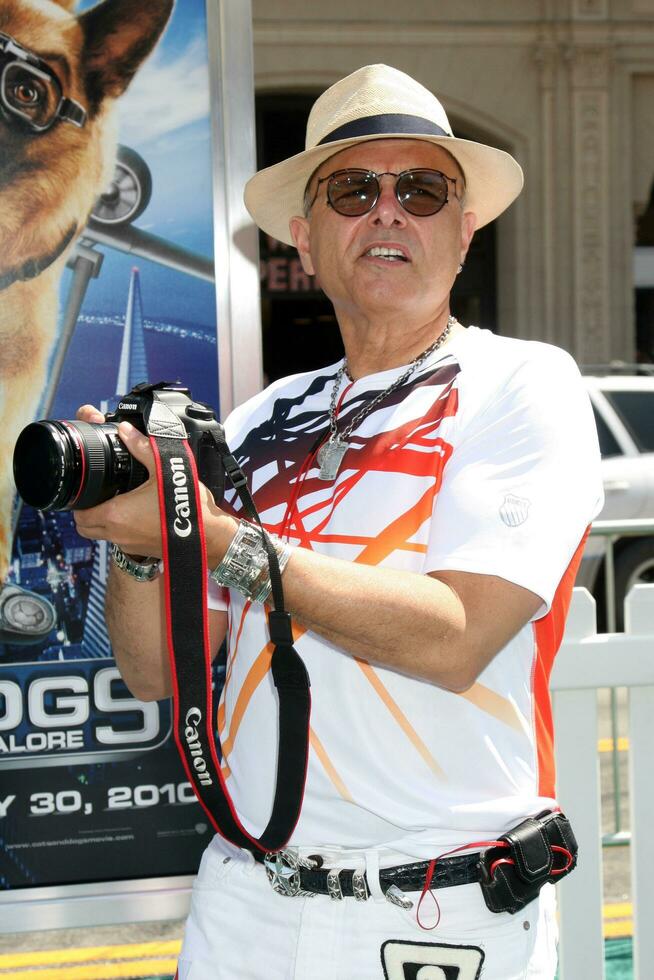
[310,729,354,802]
[220,621,308,761]
[219,641,274,759]
[356,478,448,567]
[532,529,591,798]
[356,660,446,778]
[457,683,524,732]
[315,534,427,554]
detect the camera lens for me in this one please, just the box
[13,420,147,511]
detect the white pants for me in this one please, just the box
[177,841,559,980]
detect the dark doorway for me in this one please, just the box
[255,92,497,383]
[635,179,654,364]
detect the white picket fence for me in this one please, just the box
[552,584,654,980]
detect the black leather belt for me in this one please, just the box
[257,848,481,903]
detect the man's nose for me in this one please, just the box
[367,175,407,228]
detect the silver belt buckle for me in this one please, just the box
[263,848,315,898]
[385,884,414,910]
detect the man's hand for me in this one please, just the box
[73,404,164,558]
[73,404,237,563]
[72,405,229,702]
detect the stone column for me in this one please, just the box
[573,0,608,16]
[534,40,558,345]
[568,42,613,364]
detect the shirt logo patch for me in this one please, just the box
[500,494,531,527]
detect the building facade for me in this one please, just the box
[251,0,654,366]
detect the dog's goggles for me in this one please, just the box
[0,32,86,132]
[309,168,459,217]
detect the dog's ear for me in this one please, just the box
[51,0,78,10]
[79,0,174,107]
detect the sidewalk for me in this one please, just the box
[0,922,183,978]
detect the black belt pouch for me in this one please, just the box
[478,809,578,914]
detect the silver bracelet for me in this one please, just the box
[253,534,293,604]
[210,520,292,602]
[110,543,161,583]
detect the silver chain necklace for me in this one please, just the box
[316,316,456,480]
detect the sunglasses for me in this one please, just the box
[308,168,459,218]
[0,32,86,133]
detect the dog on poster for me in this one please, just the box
[0,0,173,639]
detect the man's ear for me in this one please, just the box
[79,0,174,109]
[459,210,477,266]
[289,216,315,276]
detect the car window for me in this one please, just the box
[592,405,622,458]
[604,391,654,453]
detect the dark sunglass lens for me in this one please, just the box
[328,172,377,215]
[397,170,448,216]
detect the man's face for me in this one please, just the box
[290,139,477,324]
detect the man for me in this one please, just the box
[75,65,603,979]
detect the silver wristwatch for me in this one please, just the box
[110,543,162,583]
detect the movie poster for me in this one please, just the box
[0,0,223,891]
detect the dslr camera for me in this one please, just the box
[13,382,225,512]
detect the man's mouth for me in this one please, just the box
[363,246,409,263]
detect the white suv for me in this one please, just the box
[579,371,654,623]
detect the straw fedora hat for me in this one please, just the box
[244,64,523,246]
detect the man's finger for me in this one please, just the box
[117,421,156,471]
[76,404,105,423]
[73,520,107,540]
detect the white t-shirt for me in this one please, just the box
[206,326,603,855]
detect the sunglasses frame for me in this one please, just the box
[0,32,87,133]
[308,167,459,217]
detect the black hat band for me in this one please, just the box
[317,113,451,146]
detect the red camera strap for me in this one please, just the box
[146,396,311,855]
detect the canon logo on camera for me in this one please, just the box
[184,706,212,786]
[169,457,192,537]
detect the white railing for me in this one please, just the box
[552,584,654,980]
